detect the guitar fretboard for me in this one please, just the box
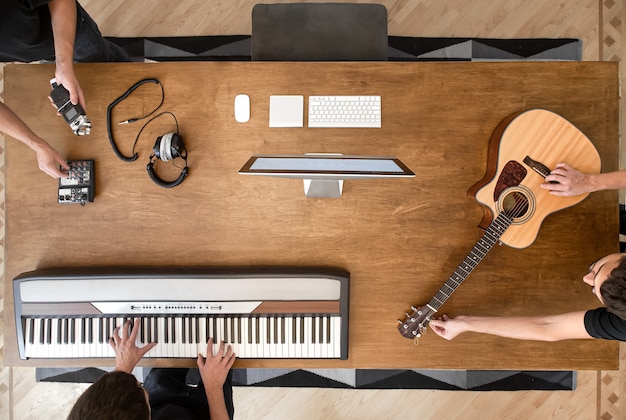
[428,213,514,311]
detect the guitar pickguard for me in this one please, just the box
[493,160,527,201]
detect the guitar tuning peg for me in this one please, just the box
[411,306,417,311]
[405,312,410,318]
[397,320,403,325]
[413,337,419,346]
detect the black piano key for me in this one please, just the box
[237,317,242,344]
[281,317,286,344]
[139,317,145,342]
[212,317,217,342]
[46,319,53,344]
[153,317,158,343]
[104,318,113,341]
[326,317,332,344]
[170,317,176,343]
[299,317,305,344]
[273,317,278,344]
[87,318,94,343]
[255,317,260,344]
[98,318,104,343]
[80,318,86,344]
[181,317,187,344]
[61,318,70,344]
[318,316,324,344]
[56,319,62,344]
[292,317,297,344]
[224,317,230,344]
[205,316,211,343]
[28,318,35,344]
[311,317,316,344]
[247,317,253,344]
[38,319,45,344]
[164,317,169,343]
[187,316,194,343]
[194,317,200,343]
[70,318,76,344]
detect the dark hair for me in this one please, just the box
[600,255,626,319]
[68,371,149,420]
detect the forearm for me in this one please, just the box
[585,170,626,192]
[0,102,48,151]
[48,0,77,70]
[451,312,591,342]
[205,387,230,420]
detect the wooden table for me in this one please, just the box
[3,61,619,369]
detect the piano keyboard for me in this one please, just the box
[14,267,350,361]
[23,315,342,359]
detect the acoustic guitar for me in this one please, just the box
[397,109,601,342]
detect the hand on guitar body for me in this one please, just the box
[542,163,626,197]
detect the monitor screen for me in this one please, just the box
[239,154,415,198]
[239,154,414,179]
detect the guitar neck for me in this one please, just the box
[427,213,514,311]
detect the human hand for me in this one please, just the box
[428,314,467,341]
[54,65,86,109]
[109,319,157,374]
[197,339,236,391]
[32,140,69,178]
[540,163,590,196]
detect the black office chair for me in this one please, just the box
[251,3,388,61]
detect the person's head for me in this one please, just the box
[68,371,150,420]
[584,253,626,319]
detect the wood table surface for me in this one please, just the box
[2,61,619,369]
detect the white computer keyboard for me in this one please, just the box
[308,96,381,128]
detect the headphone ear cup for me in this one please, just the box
[161,133,173,161]
[153,135,163,159]
[170,133,184,158]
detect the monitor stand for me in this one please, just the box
[303,179,344,198]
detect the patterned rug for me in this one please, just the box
[105,36,581,62]
[37,367,575,391]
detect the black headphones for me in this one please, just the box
[107,78,189,188]
[147,132,188,188]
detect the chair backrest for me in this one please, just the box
[251,3,388,61]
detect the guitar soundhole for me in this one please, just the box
[496,186,535,224]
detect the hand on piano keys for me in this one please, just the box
[109,319,157,373]
[197,338,237,389]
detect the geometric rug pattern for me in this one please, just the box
[37,367,575,391]
[230,368,575,391]
[106,36,582,62]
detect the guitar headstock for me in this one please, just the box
[397,305,436,340]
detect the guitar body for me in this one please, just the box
[469,109,601,249]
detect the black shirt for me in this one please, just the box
[584,307,626,340]
[0,0,55,61]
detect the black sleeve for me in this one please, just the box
[584,308,626,341]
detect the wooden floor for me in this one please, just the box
[0,1,624,419]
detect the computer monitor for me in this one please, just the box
[238,154,415,198]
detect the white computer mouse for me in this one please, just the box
[234,94,250,123]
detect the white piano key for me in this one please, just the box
[332,317,341,358]
[321,317,329,358]
[284,317,294,358]
[173,317,183,358]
